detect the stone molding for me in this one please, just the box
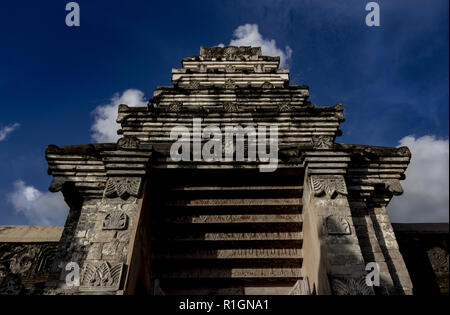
[200,46,262,59]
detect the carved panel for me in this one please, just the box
[104,177,142,199]
[311,135,333,149]
[0,243,58,294]
[254,64,264,73]
[200,46,261,59]
[224,78,236,89]
[223,102,239,112]
[331,277,374,295]
[261,81,273,89]
[80,262,123,292]
[168,101,183,112]
[188,80,200,89]
[278,103,293,112]
[224,64,236,72]
[326,215,351,235]
[117,136,140,149]
[311,175,348,198]
[102,210,128,230]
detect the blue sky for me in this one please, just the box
[0,0,448,225]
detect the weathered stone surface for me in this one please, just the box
[0,226,61,295]
[0,46,418,296]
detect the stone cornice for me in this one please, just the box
[45,137,152,202]
[332,143,411,203]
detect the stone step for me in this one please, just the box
[157,278,302,294]
[154,214,302,225]
[151,231,303,242]
[151,248,302,260]
[159,198,302,214]
[152,258,302,269]
[153,267,302,279]
[163,198,302,207]
[153,168,303,187]
[167,185,302,198]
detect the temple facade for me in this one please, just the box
[1,46,420,295]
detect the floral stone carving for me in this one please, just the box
[331,277,374,295]
[80,262,123,292]
[102,210,128,230]
[104,177,142,199]
[168,101,183,112]
[311,135,333,149]
[311,175,348,198]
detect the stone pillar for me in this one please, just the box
[44,137,152,295]
[45,181,143,295]
[302,169,374,295]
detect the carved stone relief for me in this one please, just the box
[0,273,24,295]
[223,102,239,112]
[224,78,236,89]
[80,262,123,292]
[200,46,261,59]
[0,243,57,295]
[261,81,273,89]
[104,177,142,199]
[278,103,293,112]
[311,135,333,149]
[102,210,128,230]
[224,64,236,72]
[168,101,183,112]
[311,175,348,198]
[331,277,374,295]
[326,215,351,235]
[254,64,264,73]
[188,80,200,89]
[117,136,140,149]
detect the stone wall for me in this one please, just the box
[44,196,141,294]
[393,223,449,295]
[0,226,62,295]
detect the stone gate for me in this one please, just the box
[41,46,413,295]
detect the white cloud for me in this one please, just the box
[7,180,69,225]
[220,24,292,68]
[91,89,147,143]
[388,135,449,223]
[0,123,20,141]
